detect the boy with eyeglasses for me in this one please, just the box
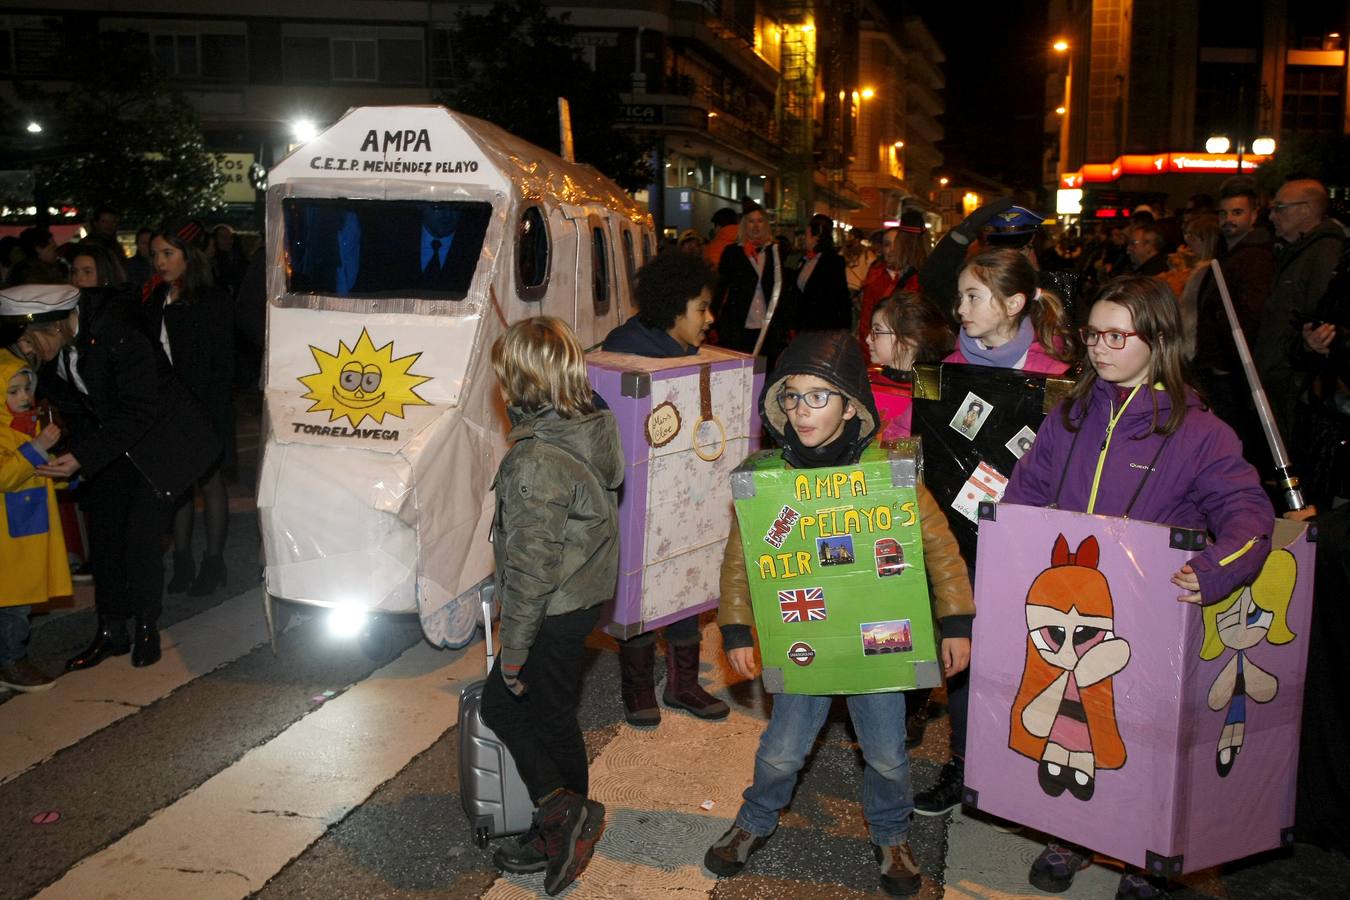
[704,330,974,897]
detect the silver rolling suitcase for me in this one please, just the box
[458,589,534,847]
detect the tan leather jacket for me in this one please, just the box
[718,481,974,646]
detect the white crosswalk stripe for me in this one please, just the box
[32,618,484,899]
[0,588,271,786]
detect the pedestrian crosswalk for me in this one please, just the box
[0,589,271,786]
[3,586,1344,899]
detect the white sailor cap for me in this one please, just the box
[0,284,80,324]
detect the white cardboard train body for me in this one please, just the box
[257,105,653,646]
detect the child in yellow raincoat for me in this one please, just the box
[1,347,71,691]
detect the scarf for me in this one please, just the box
[781,416,862,469]
[958,316,1035,368]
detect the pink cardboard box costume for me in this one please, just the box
[587,346,764,638]
[965,503,1315,876]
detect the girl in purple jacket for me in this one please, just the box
[944,248,1074,375]
[1003,275,1274,899]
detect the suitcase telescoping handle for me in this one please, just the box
[480,582,496,677]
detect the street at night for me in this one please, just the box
[3,1,1350,899]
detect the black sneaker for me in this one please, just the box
[704,824,769,877]
[1028,841,1093,893]
[913,759,964,816]
[874,840,922,896]
[1116,871,1169,899]
[492,826,547,874]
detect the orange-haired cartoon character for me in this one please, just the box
[1010,534,1131,801]
[1200,548,1297,777]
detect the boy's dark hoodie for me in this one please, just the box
[716,330,974,652]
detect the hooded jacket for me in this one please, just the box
[1004,379,1273,603]
[0,349,73,607]
[492,405,623,669]
[717,330,975,650]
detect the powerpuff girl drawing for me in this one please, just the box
[1010,534,1131,801]
[1199,548,1297,777]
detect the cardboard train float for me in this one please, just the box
[965,505,1316,875]
[257,105,661,653]
[257,105,757,656]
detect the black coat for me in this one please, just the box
[713,242,782,354]
[143,282,235,470]
[790,250,852,332]
[40,288,221,499]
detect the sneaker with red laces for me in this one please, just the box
[534,789,605,896]
[874,840,922,896]
[0,659,54,692]
[703,824,769,877]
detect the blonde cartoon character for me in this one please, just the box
[1010,534,1131,801]
[1200,549,1297,777]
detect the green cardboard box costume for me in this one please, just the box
[730,442,942,695]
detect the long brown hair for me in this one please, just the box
[1061,276,1190,435]
[959,248,1074,362]
[872,291,953,366]
[150,229,215,304]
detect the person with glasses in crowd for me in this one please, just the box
[1003,275,1273,899]
[1253,177,1345,444]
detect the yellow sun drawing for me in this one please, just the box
[298,329,432,427]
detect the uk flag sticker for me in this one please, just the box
[778,587,827,623]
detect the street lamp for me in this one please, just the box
[25,121,42,134]
[938,176,949,186]
[1251,136,1277,156]
[1205,135,1231,154]
[291,118,319,143]
[1053,39,1069,53]
[860,87,876,100]
[1055,106,1066,115]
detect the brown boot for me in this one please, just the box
[618,639,660,727]
[663,641,729,720]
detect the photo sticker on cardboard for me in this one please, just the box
[950,461,1010,524]
[787,641,816,666]
[778,587,828,623]
[949,391,993,441]
[816,535,856,567]
[763,504,801,549]
[645,400,681,448]
[861,619,913,655]
[1006,425,1037,459]
[874,538,907,577]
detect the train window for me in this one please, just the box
[642,233,653,264]
[620,228,635,285]
[592,225,610,316]
[516,206,550,299]
[281,198,492,300]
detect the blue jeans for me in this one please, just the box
[0,605,32,665]
[735,691,913,845]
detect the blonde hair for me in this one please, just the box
[491,316,596,417]
[1199,549,1298,660]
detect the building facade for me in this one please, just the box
[2,1,945,235]
[1046,0,1349,213]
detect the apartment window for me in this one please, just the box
[103,20,246,81]
[282,36,329,82]
[1282,67,1344,134]
[332,38,376,81]
[377,38,424,85]
[201,33,246,80]
[154,34,198,76]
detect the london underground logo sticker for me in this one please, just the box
[787,641,816,667]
